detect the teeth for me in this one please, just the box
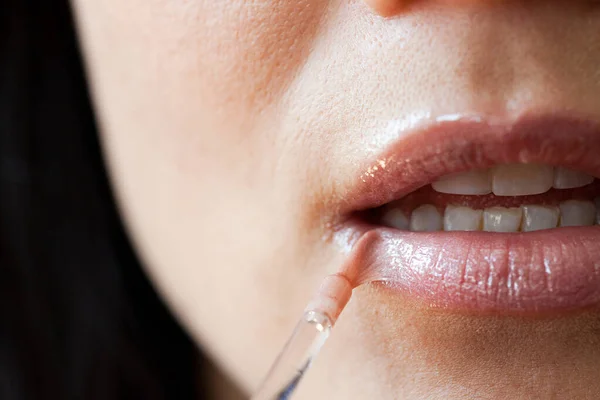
[385,201,600,232]
[432,169,492,195]
[381,208,409,230]
[492,164,554,196]
[559,200,596,227]
[432,164,596,196]
[389,163,599,231]
[410,205,442,232]
[553,167,594,189]
[521,205,560,232]
[483,207,523,232]
[444,205,482,231]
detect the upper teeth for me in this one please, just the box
[554,167,596,189]
[432,164,594,196]
[431,169,492,195]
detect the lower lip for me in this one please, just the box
[340,224,600,314]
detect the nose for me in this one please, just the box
[364,0,489,17]
[363,0,405,16]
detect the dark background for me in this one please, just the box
[1,1,203,398]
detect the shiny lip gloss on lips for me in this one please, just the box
[334,113,600,314]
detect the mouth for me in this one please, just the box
[335,113,600,314]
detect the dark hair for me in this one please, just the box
[1,1,199,398]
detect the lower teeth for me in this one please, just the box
[381,199,600,232]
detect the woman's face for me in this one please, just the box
[72,0,600,398]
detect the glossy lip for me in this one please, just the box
[334,113,600,314]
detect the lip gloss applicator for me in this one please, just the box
[251,273,354,400]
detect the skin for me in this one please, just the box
[71,0,600,398]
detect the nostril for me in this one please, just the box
[363,0,408,17]
[363,0,505,17]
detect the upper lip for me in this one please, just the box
[336,112,600,218]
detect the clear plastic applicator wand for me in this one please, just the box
[251,273,353,400]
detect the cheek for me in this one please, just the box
[144,0,328,118]
[76,0,328,165]
[72,0,333,391]
[72,0,331,262]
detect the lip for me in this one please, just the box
[334,113,600,314]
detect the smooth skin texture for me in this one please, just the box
[72,0,600,398]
